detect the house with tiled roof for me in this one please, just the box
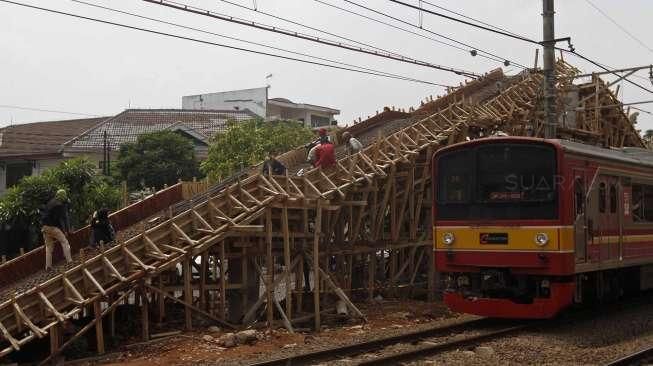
[0,108,257,195]
[0,117,107,195]
[62,109,256,161]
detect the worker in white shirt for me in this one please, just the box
[342,131,363,155]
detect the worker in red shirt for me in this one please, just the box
[315,139,336,168]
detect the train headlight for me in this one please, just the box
[442,232,455,246]
[534,232,549,246]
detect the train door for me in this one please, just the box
[574,174,587,263]
[605,177,620,261]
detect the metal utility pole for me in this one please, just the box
[542,0,556,138]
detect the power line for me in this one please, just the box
[215,0,407,60]
[70,0,445,87]
[0,104,100,117]
[311,0,504,65]
[340,0,528,69]
[142,0,480,77]
[419,0,527,39]
[584,0,653,55]
[561,49,653,95]
[0,0,452,87]
[389,0,541,45]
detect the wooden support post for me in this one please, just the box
[220,243,227,320]
[183,256,193,330]
[368,251,376,301]
[158,276,165,324]
[49,323,61,360]
[93,300,105,355]
[200,252,208,310]
[313,200,323,332]
[265,208,274,328]
[282,207,292,320]
[140,285,149,341]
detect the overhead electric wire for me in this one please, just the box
[311,0,505,65]
[560,49,653,95]
[340,0,528,69]
[215,0,406,59]
[70,0,444,86]
[0,104,100,117]
[419,0,527,39]
[584,0,653,55]
[385,0,653,95]
[389,0,540,46]
[0,0,453,87]
[141,0,480,77]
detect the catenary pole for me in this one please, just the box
[542,0,557,138]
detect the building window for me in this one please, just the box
[310,115,330,128]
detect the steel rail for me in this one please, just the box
[248,318,520,366]
[604,346,653,366]
[358,323,530,365]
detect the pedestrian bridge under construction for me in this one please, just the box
[0,60,645,364]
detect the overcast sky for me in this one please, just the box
[1,0,651,131]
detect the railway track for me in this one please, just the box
[605,346,653,366]
[249,318,533,366]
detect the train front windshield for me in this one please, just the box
[436,143,557,220]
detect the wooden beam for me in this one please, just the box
[13,302,46,338]
[313,200,323,331]
[145,284,236,329]
[83,269,107,296]
[38,292,66,323]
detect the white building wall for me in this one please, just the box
[182,87,267,117]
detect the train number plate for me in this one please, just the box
[480,233,508,244]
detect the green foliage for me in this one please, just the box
[0,157,121,231]
[115,131,202,190]
[201,119,314,180]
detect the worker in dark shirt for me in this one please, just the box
[41,189,72,269]
[262,152,287,176]
[89,208,115,248]
[315,139,336,168]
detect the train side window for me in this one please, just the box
[574,178,584,215]
[598,182,606,213]
[633,184,644,221]
[609,184,617,213]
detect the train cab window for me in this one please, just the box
[598,182,606,213]
[574,178,585,216]
[609,184,617,214]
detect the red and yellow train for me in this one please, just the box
[432,137,653,318]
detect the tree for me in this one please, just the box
[115,131,202,190]
[0,158,122,254]
[201,119,315,180]
[644,129,653,145]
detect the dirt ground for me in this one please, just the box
[69,299,463,366]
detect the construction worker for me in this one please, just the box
[41,189,72,269]
[262,151,287,176]
[306,128,330,167]
[89,208,115,248]
[315,139,336,168]
[342,131,363,155]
